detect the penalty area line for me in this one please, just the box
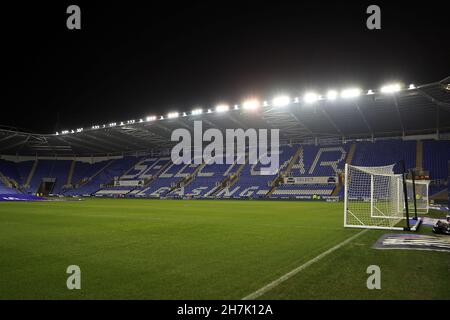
[242,229,369,300]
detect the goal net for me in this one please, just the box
[344,163,420,230]
[406,179,430,214]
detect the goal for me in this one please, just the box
[344,163,421,231]
[406,179,430,214]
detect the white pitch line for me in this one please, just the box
[242,229,369,300]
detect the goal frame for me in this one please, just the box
[344,161,421,231]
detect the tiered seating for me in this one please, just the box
[217,145,297,199]
[71,161,109,186]
[290,144,348,176]
[67,157,138,196]
[137,161,200,197]
[181,163,232,197]
[351,140,416,171]
[0,159,22,185]
[48,160,72,194]
[423,140,450,179]
[271,144,347,198]
[1,139,448,199]
[15,161,34,189]
[423,140,450,196]
[0,179,20,194]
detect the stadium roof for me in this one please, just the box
[1,77,450,156]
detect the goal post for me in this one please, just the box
[344,162,421,231]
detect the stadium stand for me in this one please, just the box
[0,138,448,199]
[0,77,449,200]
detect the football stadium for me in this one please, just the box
[1,77,449,300]
[2,2,450,309]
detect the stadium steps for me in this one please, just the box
[0,170,13,188]
[284,146,303,175]
[265,146,302,197]
[24,159,39,188]
[65,160,76,187]
[345,143,356,165]
[168,164,206,194]
[134,160,172,195]
[120,157,144,178]
[79,160,115,187]
[416,140,423,170]
[330,184,341,196]
[329,143,355,197]
[209,160,247,197]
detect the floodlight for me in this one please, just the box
[191,109,203,116]
[242,99,260,110]
[146,116,156,121]
[380,83,401,94]
[216,104,229,113]
[263,100,269,107]
[272,96,290,107]
[341,88,361,98]
[168,112,179,119]
[182,112,187,117]
[367,90,374,95]
[326,90,338,100]
[207,109,212,113]
[409,84,416,90]
[303,92,319,103]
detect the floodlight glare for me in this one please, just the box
[380,83,401,94]
[409,84,416,90]
[216,104,229,113]
[341,88,361,98]
[146,116,156,121]
[303,92,319,103]
[191,109,203,116]
[367,90,374,95]
[242,99,260,110]
[168,112,179,119]
[326,90,338,100]
[272,96,290,107]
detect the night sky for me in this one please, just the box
[2,1,449,133]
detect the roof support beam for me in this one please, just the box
[354,102,373,135]
[0,135,31,151]
[392,96,405,136]
[320,107,342,135]
[60,135,113,153]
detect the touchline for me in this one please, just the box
[171,120,280,175]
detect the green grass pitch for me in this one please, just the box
[0,199,449,299]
